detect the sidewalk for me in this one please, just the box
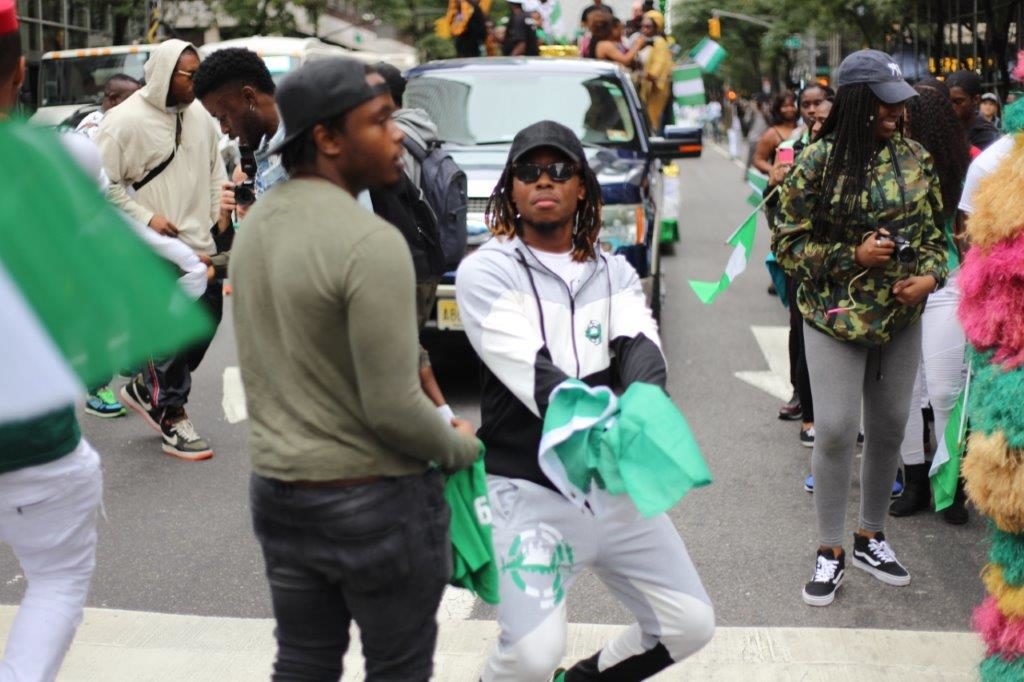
[0,605,982,681]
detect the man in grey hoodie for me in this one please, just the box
[98,39,229,460]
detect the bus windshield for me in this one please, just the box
[39,52,149,108]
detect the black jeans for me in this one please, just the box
[786,276,814,422]
[144,281,223,410]
[250,469,451,682]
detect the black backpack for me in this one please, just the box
[370,174,446,283]
[403,137,468,270]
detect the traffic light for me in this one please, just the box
[708,17,721,39]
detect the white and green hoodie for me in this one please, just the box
[455,235,665,489]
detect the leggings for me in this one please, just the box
[899,276,968,466]
[804,321,922,546]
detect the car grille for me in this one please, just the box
[467,197,489,214]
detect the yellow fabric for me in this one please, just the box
[963,430,1024,533]
[643,10,665,32]
[983,565,1024,618]
[641,36,672,128]
[967,133,1024,249]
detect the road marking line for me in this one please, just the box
[708,140,748,171]
[439,586,476,621]
[734,325,793,402]
[222,366,248,424]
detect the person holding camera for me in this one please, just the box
[193,47,286,204]
[97,39,230,460]
[772,50,948,607]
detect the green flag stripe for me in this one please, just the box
[0,124,214,390]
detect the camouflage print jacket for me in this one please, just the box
[772,133,948,346]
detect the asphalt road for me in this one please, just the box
[0,143,987,633]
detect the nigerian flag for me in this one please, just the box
[0,123,213,422]
[688,208,758,304]
[747,167,769,206]
[673,64,706,106]
[689,37,727,74]
[930,363,972,511]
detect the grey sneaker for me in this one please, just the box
[160,408,213,461]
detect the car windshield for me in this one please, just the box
[39,53,149,107]
[405,70,637,147]
[256,55,300,84]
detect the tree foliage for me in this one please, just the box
[214,0,329,37]
[672,0,1024,95]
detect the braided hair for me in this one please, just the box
[485,158,604,262]
[812,83,886,241]
[904,85,970,220]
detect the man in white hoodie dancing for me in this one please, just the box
[97,39,229,460]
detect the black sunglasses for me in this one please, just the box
[512,162,578,184]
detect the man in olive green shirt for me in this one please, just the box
[230,58,479,680]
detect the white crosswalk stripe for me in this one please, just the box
[0,605,981,681]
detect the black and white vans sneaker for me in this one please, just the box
[802,548,845,606]
[852,532,910,586]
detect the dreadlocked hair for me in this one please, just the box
[813,83,886,241]
[905,85,970,220]
[485,161,604,262]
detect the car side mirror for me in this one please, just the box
[649,125,703,160]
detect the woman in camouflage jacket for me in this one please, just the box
[772,50,948,608]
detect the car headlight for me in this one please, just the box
[467,212,489,247]
[599,203,645,251]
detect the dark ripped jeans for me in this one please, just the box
[250,469,451,682]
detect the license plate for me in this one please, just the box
[437,299,463,331]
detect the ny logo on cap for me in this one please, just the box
[888,63,902,78]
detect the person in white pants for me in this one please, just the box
[0,437,103,682]
[890,81,978,521]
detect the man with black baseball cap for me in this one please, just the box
[230,57,480,680]
[456,120,715,680]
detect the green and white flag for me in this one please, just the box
[0,123,213,421]
[672,64,706,106]
[930,362,972,511]
[687,208,758,304]
[689,37,727,74]
[746,167,768,206]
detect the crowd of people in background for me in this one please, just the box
[446,0,675,132]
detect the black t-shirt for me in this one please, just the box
[968,114,1002,150]
[502,14,539,56]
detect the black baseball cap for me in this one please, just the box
[835,49,918,104]
[508,120,585,166]
[270,57,390,155]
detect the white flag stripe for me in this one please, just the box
[0,262,82,421]
[723,243,750,281]
[694,41,722,68]
[673,80,704,97]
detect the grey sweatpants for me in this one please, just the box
[803,321,922,547]
[482,476,715,681]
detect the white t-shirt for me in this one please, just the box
[531,248,588,295]
[959,134,1015,214]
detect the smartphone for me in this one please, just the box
[776,147,795,165]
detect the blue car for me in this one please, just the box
[405,57,700,332]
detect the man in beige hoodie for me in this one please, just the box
[97,39,229,460]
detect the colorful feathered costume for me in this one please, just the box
[960,127,1024,680]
